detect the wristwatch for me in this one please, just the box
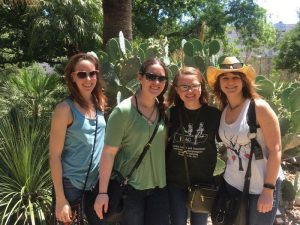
[264,183,275,190]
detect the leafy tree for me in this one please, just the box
[0,0,102,66]
[132,0,273,52]
[0,63,66,120]
[275,22,300,73]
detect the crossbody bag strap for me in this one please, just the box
[178,108,192,188]
[81,108,98,193]
[243,99,257,194]
[123,111,162,184]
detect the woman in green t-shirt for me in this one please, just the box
[94,58,170,225]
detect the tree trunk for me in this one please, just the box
[102,0,132,47]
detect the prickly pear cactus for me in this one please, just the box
[182,39,224,76]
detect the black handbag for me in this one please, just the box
[104,111,162,222]
[52,109,98,225]
[179,108,218,213]
[212,99,259,225]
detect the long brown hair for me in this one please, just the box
[64,53,107,111]
[138,58,169,123]
[212,72,259,110]
[167,67,209,107]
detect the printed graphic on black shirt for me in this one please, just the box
[173,122,208,158]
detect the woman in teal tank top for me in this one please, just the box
[49,52,107,224]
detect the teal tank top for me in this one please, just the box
[61,99,106,190]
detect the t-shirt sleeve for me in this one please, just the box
[104,107,126,147]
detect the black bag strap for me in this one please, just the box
[178,108,192,188]
[243,99,257,194]
[116,102,162,185]
[82,109,98,193]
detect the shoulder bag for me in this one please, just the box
[178,108,218,213]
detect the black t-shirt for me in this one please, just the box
[166,105,221,188]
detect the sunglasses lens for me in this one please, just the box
[90,71,98,78]
[145,73,156,81]
[77,72,87,79]
[144,73,166,82]
[76,71,98,79]
[220,63,243,69]
[158,76,167,82]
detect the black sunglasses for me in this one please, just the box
[143,72,167,82]
[220,63,243,69]
[74,70,99,79]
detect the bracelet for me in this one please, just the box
[98,192,108,195]
[264,183,275,190]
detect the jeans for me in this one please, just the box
[168,184,208,225]
[225,178,282,225]
[120,186,169,225]
[62,178,106,225]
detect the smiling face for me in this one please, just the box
[175,74,202,109]
[219,72,243,97]
[71,59,97,97]
[138,63,167,98]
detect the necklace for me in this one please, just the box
[228,99,245,111]
[134,95,156,125]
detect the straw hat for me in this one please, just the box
[207,57,256,88]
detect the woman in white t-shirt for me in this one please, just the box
[207,56,283,225]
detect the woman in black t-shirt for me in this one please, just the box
[166,67,221,225]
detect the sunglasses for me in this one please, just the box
[143,72,167,82]
[177,84,201,92]
[74,70,99,79]
[220,63,243,69]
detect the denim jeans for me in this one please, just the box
[225,178,282,225]
[120,186,169,225]
[168,184,208,225]
[62,178,106,225]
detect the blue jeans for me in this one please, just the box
[62,178,106,225]
[121,186,169,225]
[168,184,208,225]
[225,179,282,225]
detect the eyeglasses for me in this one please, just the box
[74,70,99,79]
[220,63,243,69]
[177,84,201,92]
[143,72,167,82]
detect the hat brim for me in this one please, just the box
[207,65,256,89]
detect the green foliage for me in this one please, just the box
[275,22,300,73]
[256,79,274,98]
[256,75,300,160]
[0,0,102,65]
[281,179,296,202]
[100,34,178,108]
[181,39,223,75]
[0,111,52,224]
[0,63,66,119]
[213,158,226,176]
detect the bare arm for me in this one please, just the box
[49,101,72,222]
[94,144,119,219]
[255,99,281,213]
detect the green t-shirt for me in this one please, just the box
[105,98,167,190]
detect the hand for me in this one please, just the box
[257,189,274,213]
[94,193,109,219]
[55,197,72,223]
